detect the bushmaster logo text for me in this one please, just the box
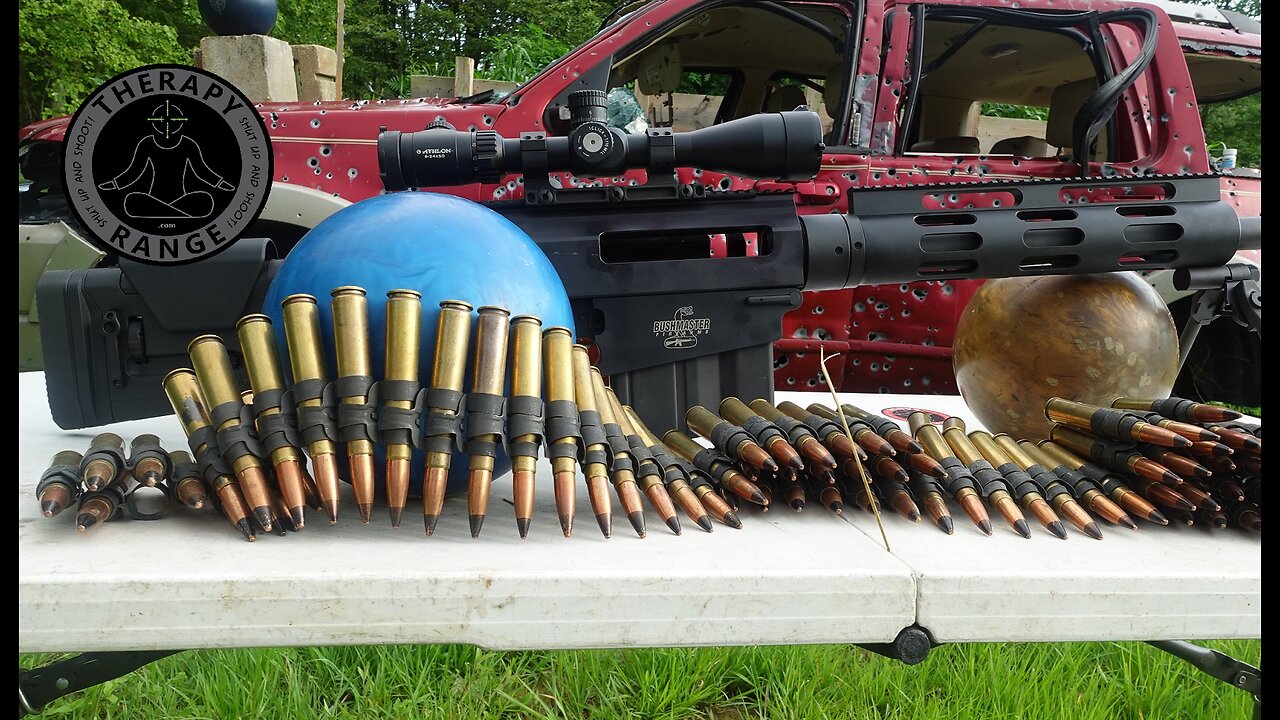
[654,306,711,349]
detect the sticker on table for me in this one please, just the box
[881,407,948,424]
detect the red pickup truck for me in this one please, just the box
[19,0,1260,400]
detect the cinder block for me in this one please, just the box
[292,44,338,101]
[199,34,298,102]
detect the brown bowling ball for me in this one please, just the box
[953,272,1178,440]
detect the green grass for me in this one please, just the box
[21,640,1259,718]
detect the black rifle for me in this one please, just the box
[37,103,1260,432]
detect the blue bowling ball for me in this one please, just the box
[199,0,278,36]
[264,192,575,495]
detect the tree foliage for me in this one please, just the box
[19,0,186,125]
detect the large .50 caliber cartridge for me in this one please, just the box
[507,316,545,538]
[907,412,991,535]
[238,314,310,529]
[188,335,275,533]
[281,294,342,523]
[592,367,645,537]
[623,405,713,533]
[571,344,612,538]
[38,450,83,518]
[663,429,766,507]
[1036,440,1168,526]
[163,368,256,541]
[609,389,680,535]
[685,406,777,474]
[167,450,209,510]
[969,430,1066,540]
[942,417,1028,538]
[808,404,895,457]
[543,329,582,537]
[422,300,472,536]
[330,287,378,524]
[380,290,423,528]
[127,435,171,488]
[81,433,126,492]
[749,399,838,471]
[776,401,864,461]
[719,397,804,474]
[465,306,511,538]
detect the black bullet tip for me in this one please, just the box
[236,519,256,542]
[664,516,682,535]
[41,500,62,518]
[596,513,612,539]
[1014,519,1032,538]
[938,516,955,535]
[469,514,485,538]
[424,514,440,536]
[1084,522,1104,540]
[627,511,646,538]
[252,507,274,533]
[1049,521,1068,540]
[978,519,993,536]
[558,514,572,538]
[724,511,743,529]
[1119,515,1138,530]
[696,515,714,533]
[517,517,532,538]
[290,508,307,530]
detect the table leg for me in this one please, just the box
[1146,640,1260,719]
[18,649,183,717]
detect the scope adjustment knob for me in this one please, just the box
[472,130,502,183]
[570,121,616,169]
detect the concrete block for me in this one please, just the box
[199,34,298,102]
[293,44,338,101]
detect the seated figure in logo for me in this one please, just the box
[97,100,234,219]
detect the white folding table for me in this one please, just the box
[17,371,1261,710]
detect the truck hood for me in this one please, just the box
[19,95,494,145]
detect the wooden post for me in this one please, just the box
[335,0,345,99]
[454,56,475,98]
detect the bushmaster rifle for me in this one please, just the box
[38,93,1260,433]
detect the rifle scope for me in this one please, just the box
[378,90,824,190]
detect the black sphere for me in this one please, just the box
[198,0,278,36]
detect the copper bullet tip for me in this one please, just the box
[252,507,274,533]
[627,510,646,538]
[518,517,532,539]
[324,501,339,525]
[1014,519,1032,538]
[696,516,714,532]
[424,514,440,536]
[596,513,612,538]
[1084,522,1104,540]
[978,519,993,536]
[1048,521,1068,540]
[357,503,373,525]
[290,508,306,529]
[469,514,485,538]
[938,515,955,535]
[236,519,256,542]
[558,514,572,538]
